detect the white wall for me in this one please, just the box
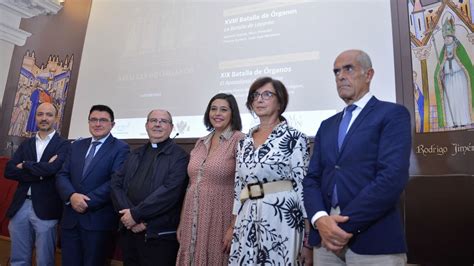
[0,40,14,108]
[70,0,396,139]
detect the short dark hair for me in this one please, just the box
[204,93,242,131]
[246,77,288,121]
[89,105,115,122]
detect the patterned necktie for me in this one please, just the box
[332,104,357,208]
[83,141,101,176]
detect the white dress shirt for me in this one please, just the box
[27,130,56,196]
[84,133,110,158]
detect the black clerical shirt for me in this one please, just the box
[127,138,171,205]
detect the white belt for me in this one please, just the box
[240,180,293,202]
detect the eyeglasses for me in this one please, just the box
[147,118,172,125]
[88,118,111,124]
[252,91,275,101]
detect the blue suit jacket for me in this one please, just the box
[303,96,411,254]
[56,134,129,231]
[5,132,70,220]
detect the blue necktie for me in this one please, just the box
[332,104,357,208]
[337,104,357,150]
[83,141,101,176]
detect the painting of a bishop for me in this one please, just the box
[434,18,474,129]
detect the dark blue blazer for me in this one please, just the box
[5,132,70,220]
[56,134,129,231]
[303,96,411,254]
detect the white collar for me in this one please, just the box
[36,130,56,141]
[92,133,110,144]
[350,91,373,110]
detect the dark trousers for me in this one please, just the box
[60,225,114,266]
[120,229,179,266]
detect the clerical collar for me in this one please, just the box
[150,137,171,149]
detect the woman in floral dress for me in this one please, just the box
[177,93,244,265]
[229,77,311,265]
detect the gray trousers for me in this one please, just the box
[313,246,406,266]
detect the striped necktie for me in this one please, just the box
[83,141,101,176]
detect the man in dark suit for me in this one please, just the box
[303,50,411,265]
[5,102,70,266]
[111,109,189,266]
[56,105,129,266]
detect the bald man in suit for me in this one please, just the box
[5,102,70,266]
[303,50,411,265]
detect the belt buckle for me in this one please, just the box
[247,181,264,200]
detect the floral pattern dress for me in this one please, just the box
[229,121,310,266]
